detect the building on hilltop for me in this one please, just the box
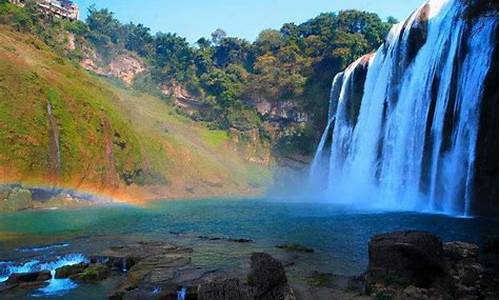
[8,0,79,21]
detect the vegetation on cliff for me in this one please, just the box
[0,22,271,201]
[0,0,396,158]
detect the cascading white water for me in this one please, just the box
[308,72,344,188]
[309,0,498,216]
[47,102,61,175]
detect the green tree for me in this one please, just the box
[211,28,227,45]
[255,29,283,55]
[123,23,154,57]
[153,32,194,82]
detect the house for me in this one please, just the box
[8,0,79,21]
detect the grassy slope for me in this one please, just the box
[0,26,271,202]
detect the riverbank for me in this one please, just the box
[0,231,497,299]
[0,183,264,212]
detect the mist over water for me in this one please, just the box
[308,0,498,216]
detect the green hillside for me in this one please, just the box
[0,26,271,202]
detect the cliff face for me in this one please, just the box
[80,52,146,86]
[107,54,146,85]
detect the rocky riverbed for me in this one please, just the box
[0,231,497,299]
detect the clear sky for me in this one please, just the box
[74,0,425,43]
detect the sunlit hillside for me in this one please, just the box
[0,25,271,202]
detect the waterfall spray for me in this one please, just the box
[309,0,498,216]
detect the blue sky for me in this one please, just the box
[74,0,425,43]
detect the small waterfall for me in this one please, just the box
[309,0,498,216]
[177,287,187,300]
[308,73,344,188]
[47,102,61,176]
[1,253,88,296]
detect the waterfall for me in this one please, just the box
[47,102,61,176]
[309,0,498,216]
[308,72,344,188]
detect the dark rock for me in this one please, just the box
[307,271,335,288]
[367,231,444,288]
[90,255,138,272]
[55,262,89,278]
[276,243,314,253]
[6,271,51,284]
[344,54,372,126]
[346,275,367,295]
[198,279,244,300]
[197,236,223,241]
[364,232,498,299]
[443,241,479,260]
[227,238,253,243]
[473,29,499,217]
[398,285,445,300]
[72,263,110,282]
[406,4,430,62]
[482,236,499,254]
[197,236,253,243]
[247,252,296,300]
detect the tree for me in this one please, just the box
[336,10,388,48]
[153,32,194,82]
[255,29,283,55]
[193,38,214,76]
[213,37,252,68]
[123,23,153,56]
[211,28,227,45]
[86,6,123,45]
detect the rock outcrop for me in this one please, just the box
[196,252,296,300]
[108,54,146,86]
[367,231,444,287]
[80,50,145,86]
[251,98,309,125]
[362,231,499,300]
[247,252,296,300]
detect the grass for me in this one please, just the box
[201,130,229,147]
[0,25,272,201]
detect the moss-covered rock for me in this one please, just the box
[276,243,314,253]
[55,263,89,279]
[0,187,32,211]
[307,271,336,288]
[72,264,110,282]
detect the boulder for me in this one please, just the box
[72,264,110,282]
[247,252,296,300]
[90,255,138,272]
[198,279,244,300]
[443,241,479,260]
[276,243,314,253]
[55,262,89,278]
[398,285,446,300]
[367,231,444,288]
[6,271,51,284]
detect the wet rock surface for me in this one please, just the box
[367,231,444,287]
[0,231,496,300]
[276,243,314,253]
[362,231,499,300]
[55,262,89,278]
[6,271,51,284]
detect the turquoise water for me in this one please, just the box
[0,198,497,297]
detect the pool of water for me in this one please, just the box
[0,198,497,297]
